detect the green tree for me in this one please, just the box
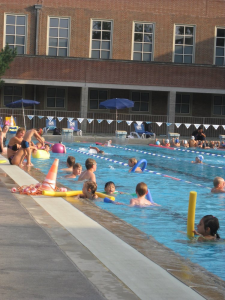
[0,44,17,86]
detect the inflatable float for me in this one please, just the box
[42,190,115,201]
[32,150,50,159]
[149,144,175,150]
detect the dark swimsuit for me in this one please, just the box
[0,137,6,153]
[8,144,19,151]
[21,140,29,148]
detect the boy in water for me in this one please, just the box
[191,155,204,164]
[20,129,44,166]
[78,158,97,182]
[128,158,142,172]
[90,146,104,154]
[211,177,225,193]
[130,182,154,207]
[65,163,82,179]
[79,181,98,200]
[61,156,75,172]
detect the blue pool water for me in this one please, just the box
[33,142,225,280]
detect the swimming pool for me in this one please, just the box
[33,142,225,281]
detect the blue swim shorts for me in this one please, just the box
[21,140,30,149]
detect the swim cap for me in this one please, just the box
[184,140,187,144]
[175,138,179,143]
[166,139,169,144]
[198,155,204,161]
[156,141,160,145]
[191,136,195,140]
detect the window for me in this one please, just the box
[213,95,225,115]
[131,91,150,112]
[89,89,108,109]
[46,88,65,108]
[133,22,154,61]
[91,20,112,59]
[5,14,26,54]
[3,85,22,106]
[175,94,190,114]
[215,28,225,66]
[174,25,195,64]
[48,17,69,56]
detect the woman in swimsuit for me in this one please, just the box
[7,127,25,165]
[0,125,9,154]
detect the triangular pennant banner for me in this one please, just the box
[27,115,34,120]
[126,121,133,126]
[107,120,113,124]
[97,119,103,124]
[67,117,74,122]
[146,122,152,124]
[156,122,162,127]
[47,116,54,121]
[204,124,210,130]
[166,123,172,127]
[38,115,44,119]
[136,121,143,126]
[222,125,225,130]
[194,124,201,129]
[87,119,94,124]
[175,123,181,128]
[185,123,191,129]
[57,117,64,122]
[212,125,219,130]
[117,120,123,123]
[77,118,84,123]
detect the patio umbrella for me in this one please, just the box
[5,99,40,130]
[99,98,134,131]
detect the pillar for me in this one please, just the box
[167,91,176,136]
[80,87,88,133]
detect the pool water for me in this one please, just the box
[33,142,225,281]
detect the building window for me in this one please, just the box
[213,95,225,115]
[174,25,195,64]
[91,20,112,59]
[175,94,190,114]
[215,28,225,66]
[133,22,154,61]
[3,85,22,106]
[48,17,69,56]
[5,14,26,54]
[131,91,149,112]
[89,89,108,109]
[46,88,65,108]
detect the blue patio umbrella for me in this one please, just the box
[6,99,40,129]
[99,98,134,130]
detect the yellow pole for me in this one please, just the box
[187,191,197,238]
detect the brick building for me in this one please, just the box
[0,0,225,135]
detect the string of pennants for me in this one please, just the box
[26,115,225,130]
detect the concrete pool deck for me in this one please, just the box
[0,154,224,300]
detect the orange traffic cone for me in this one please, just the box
[40,158,59,191]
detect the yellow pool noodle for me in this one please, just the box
[42,190,115,201]
[187,191,197,237]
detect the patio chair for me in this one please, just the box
[130,123,155,139]
[43,119,57,134]
[67,120,82,135]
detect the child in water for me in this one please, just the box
[193,215,220,241]
[191,155,204,164]
[128,158,142,172]
[79,181,98,200]
[65,163,82,179]
[61,156,75,172]
[130,182,155,207]
[211,177,225,193]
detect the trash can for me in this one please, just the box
[115,131,127,138]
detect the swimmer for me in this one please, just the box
[20,129,44,166]
[162,139,170,147]
[78,158,97,182]
[65,163,82,179]
[128,158,142,172]
[211,177,225,193]
[191,155,204,164]
[193,215,220,241]
[202,140,210,149]
[189,136,197,147]
[44,144,50,153]
[171,138,180,147]
[36,137,45,149]
[104,140,112,147]
[61,156,75,172]
[181,140,189,148]
[90,146,104,154]
[130,182,155,207]
[155,139,160,146]
[79,181,98,200]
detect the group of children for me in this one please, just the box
[155,137,224,149]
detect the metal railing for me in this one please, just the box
[0,108,224,137]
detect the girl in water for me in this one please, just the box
[0,125,9,154]
[193,215,220,241]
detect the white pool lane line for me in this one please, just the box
[0,163,204,300]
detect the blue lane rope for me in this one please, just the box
[65,146,211,190]
[109,145,225,170]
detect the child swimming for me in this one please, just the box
[191,155,204,164]
[128,158,142,172]
[65,163,82,179]
[211,177,225,193]
[193,215,220,241]
[61,156,75,172]
[130,182,155,207]
[78,158,97,182]
[79,181,98,200]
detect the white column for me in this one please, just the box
[80,87,88,133]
